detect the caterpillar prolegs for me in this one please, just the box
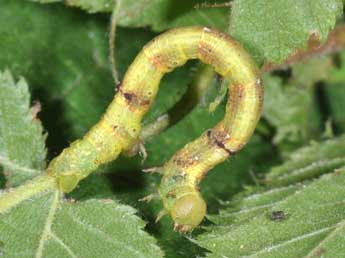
[47,27,263,232]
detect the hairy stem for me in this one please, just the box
[109,0,122,85]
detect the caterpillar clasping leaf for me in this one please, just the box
[47,27,263,232]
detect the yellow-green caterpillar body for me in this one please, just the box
[47,27,263,232]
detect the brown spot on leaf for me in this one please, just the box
[270,211,285,221]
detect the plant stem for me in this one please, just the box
[109,0,122,85]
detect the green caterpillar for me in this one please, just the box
[47,26,263,232]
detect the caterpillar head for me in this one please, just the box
[171,193,206,233]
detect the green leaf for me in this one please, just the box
[206,184,305,226]
[262,74,322,150]
[0,189,163,258]
[195,135,345,257]
[37,0,230,31]
[62,0,114,12]
[197,170,345,257]
[0,70,46,187]
[204,135,345,227]
[205,137,345,227]
[266,135,345,186]
[230,0,343,64]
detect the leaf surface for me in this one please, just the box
[62,0,229,31]
[0,70,46,187]
[230,0,343,64]
[197,170,345,258]
[196,136,345,257]
[0,189,163,258]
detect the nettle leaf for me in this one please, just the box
[0,70,46,187]
[0,190,163,258]
[206,135,345,226]
[32,0,229,31]
[266,135,345,186]
[262,74,321,148]
[230,0,343,64]
[196,170,345,258]
[195,136,345,257]
[206,184,305,226]
[60,0,114,12]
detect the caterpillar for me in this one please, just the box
[47,26,263,232]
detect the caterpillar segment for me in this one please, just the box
[46,27,263,232]
[157,28,263,232]
[124,64,215,159]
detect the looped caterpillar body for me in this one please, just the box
[47,27,263,232]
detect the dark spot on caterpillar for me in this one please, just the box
[172,156,184,166]
[207,129,235,156]
[121,91,150,107]
[163,172,186,186]
[171,173,186,183]
[198,41,217,65]
[215,139,236,156]
[123,92,134,102]
[149,54,170,71]
[199,42,213,54]
[140,99,151,106]
[270,211,285,221]
[237,85,245,99]
[172,155,199,168]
